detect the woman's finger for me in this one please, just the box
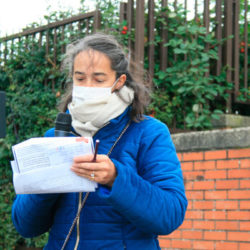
[73,154,109,163]
[71,167,97,181]
[73,154,95,163]
[72,162,100,171]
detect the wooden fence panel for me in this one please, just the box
[233,0,240,99]
[120,0,249,110]
[0,11,101,66]
[225,0,233,112]
[215,0,222,76]
[160,0,168,71]
[243,0,248,100]
[148,0,155,79]
[120,2,127,23]
[204,0,210,78]
[134,0,145,82]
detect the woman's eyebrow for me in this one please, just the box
[74,71,85,75]
[74,71,107,77]
[93,72,107,76]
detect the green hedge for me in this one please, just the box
[0,44,61,248]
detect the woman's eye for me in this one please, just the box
[96,79,104,83]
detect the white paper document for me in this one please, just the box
[11,137,98,194]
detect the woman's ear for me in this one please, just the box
[112,74,127,92]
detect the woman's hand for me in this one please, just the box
[71,154,117,187]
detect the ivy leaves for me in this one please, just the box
[150,5,232,129]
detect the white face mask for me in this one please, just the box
[72,78,119,105]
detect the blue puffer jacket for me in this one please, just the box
[12,108,187,250]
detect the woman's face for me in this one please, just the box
[73,49,126,91]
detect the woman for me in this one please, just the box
[12,33,187,250]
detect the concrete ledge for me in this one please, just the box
[172,126,250,152]
[211,114,250,128]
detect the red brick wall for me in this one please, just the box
[159,148,250,250]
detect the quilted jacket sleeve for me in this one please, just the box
[12,128,60,238]
[97,119,187,235]
[12,193,60,237]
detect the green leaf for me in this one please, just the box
[177,86,187,94]
[174,48,187,54]
[189,67,199,73]
[191,59,201,66]
[171,78,182,86]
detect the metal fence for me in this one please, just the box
[0,10,101,86]
[0,1,249,111]
[120,0,249,111]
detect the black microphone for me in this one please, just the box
[54,113,72,137]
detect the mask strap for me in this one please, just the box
[111,77,120,92]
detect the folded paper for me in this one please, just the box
[11,137,97,194]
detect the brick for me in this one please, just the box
[179,220,193,230]
[171,240,192,249]
[186,191,204,200]
[158,238,171,248]
[228,190,250,199]
[240,221,250,231]
[158,235,167,239]
[194,161,215,170]
[216,200,238,210]
[217,159,239,169]
[227,211,250,221]
[185,210,203,220]
[205,211,226,220]
[177,153,182,161]
[193,201,214,210]
[183,152,203,161]
[193,240,214,250]
[205,150,227,160]
[205,190,227,200]
[240,180,250,188]
[240,201,250,210]
[216,180,239,189]
[205,170,227,179]
[228,169,250,178]
[187,200,193,210]
[181,162,193,171]
[240,159,250,168]
[228,148,250,158]
[184,171,204,181]
[216,221,239,230]
[204,231,226,240]
[185,180,193,190]
[240,243,250,250]
[228,231,250,242]
[182,230,203,239]
[165,229,181,239]
[216,242,238,250]
[193,220,215,230]
[193,181,214,190]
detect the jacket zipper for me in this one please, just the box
[74,192,82,250]
[71,122,106,250]
[92,121,110,138]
